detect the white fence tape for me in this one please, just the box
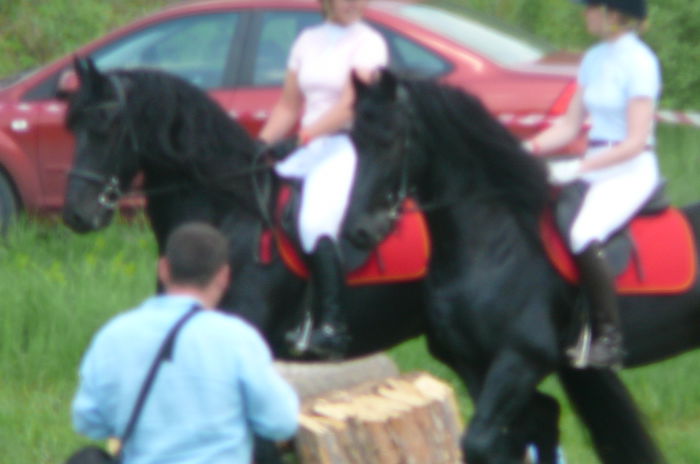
[655,110,700,128]
[499,111,700,129]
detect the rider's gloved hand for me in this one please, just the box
[265,135,300,161]
[547,158,582,186]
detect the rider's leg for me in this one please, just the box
[564,167,658,370]
[306,236,350,357]
[573,241,624,369]
[295,136,357,358]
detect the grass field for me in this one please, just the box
[1,124,699,463]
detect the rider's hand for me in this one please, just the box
[265,135,300,161]
[547,158,582,185]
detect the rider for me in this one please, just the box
[524,0,662,369]
[258,0,388,357]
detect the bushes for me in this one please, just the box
[0,1,698,106]
[644,0,700,110]
[0,0,172,75]
[448,0,700,110]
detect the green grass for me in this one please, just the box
[1,125,699,463]
[0,218,157,462]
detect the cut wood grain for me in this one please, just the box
[294,371,464,464]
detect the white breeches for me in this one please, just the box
[274,134,357,253]
[569,148,660,254]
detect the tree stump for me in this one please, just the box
[275,353,399,401]
[294,371,464,464]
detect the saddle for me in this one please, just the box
[260,184,431,285]
[541,182,697,294]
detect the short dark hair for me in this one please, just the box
[164,222,229,287]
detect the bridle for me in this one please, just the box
[67,74,139,211]
[378,83,464,217]
[67,73,276,218]
[381,83,415,220]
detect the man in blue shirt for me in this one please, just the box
[72,222,300,464]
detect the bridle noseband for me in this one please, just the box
[68,169,123,210]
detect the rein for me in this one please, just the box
[69,161,274,210]
[380,84,413,222]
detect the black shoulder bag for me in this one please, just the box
[64,305,201,464]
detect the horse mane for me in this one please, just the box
[400,77,550,225]
[79,68,261,201]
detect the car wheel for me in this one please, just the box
[0,172,18,235]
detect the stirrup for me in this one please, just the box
[586,326,624,370]
[566,323,592,369]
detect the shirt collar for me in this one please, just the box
[609,31,638,48]
[141,294,205,311]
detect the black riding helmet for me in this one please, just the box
[572,0,647,19]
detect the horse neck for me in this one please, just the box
[141,158,276,254]
[405,122,548,255]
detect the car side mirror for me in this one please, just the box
[56,69,79,98]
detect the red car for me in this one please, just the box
[0,0,579,228]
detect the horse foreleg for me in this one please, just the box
[463,349,550,464]
[514,392,561,464]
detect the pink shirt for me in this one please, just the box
[288,20,388,128]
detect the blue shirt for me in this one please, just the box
[579,32,661,143]
[72,295,299,464]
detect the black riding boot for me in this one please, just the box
[306,237,350,359]
[573,241,625,370]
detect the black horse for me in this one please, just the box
[60,58,432,464]
[60,59,671,463]
[61,58,433,361]
[343,69,700,463]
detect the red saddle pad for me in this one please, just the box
[271,189,430,286]
[540,208,697,294]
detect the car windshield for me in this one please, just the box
[386,1,552,65]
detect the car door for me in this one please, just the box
[32,11,244,209]
[231,9,322,137]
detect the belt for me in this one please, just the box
[588,139,654,150]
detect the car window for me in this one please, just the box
[252,11,322,86]
[377,26,450,78]
[387,3,550,66]
[92,13,239,89]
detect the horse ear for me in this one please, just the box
[73,56,104,91]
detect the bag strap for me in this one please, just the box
[117,304,201,455]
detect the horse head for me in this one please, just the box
[346,69,552,249]
[63,57,141,233]
[345,69,418,249]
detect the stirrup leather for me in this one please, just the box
[566,322,592,369]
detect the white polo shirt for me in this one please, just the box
[288,20,388,128]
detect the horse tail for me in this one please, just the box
[557,367,666,463]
